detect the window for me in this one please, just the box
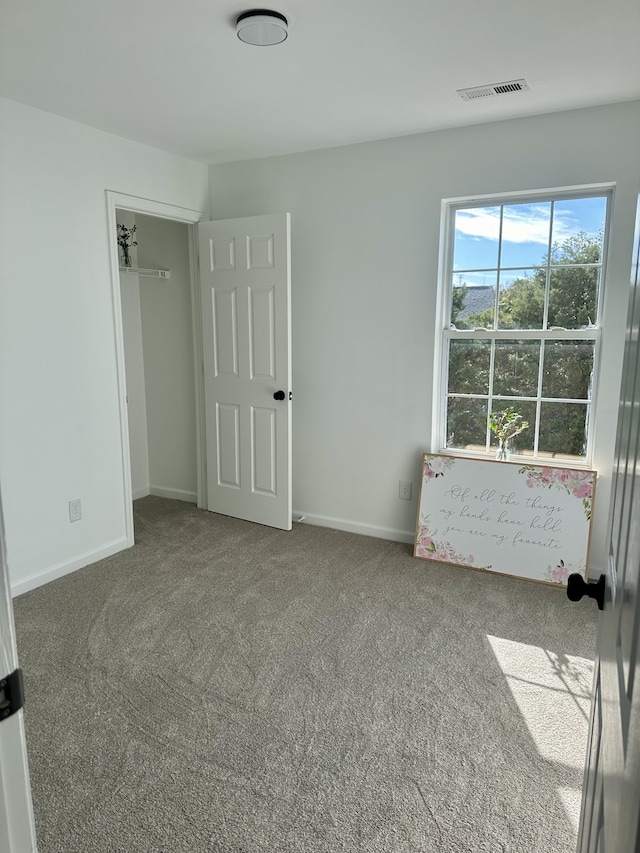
[437,189,611,464]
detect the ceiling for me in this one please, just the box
[2,0,639,165]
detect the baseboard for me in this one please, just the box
[294,510,415,545]
[149,486,197,504]
[11,537,130,598]
[132,486,150,500]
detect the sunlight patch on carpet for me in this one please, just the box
[486,634,593,770]
[556,785,583,834]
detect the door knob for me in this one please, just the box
[567,573,605,611]
[273,390,285,401]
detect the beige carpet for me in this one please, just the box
[14,496,597,852]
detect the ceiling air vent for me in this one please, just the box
[457,78,530,102]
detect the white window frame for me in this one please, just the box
[432,184,614,467]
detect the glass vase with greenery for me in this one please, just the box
[489,407,529,461]
[117,224,137,267]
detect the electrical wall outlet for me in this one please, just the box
[398,480,412,501]
[69,499,82,523]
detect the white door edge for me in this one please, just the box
[188,225,207,510]
[0,490,37,852]
[0,714,38,853]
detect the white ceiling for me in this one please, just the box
[2,0,639,165]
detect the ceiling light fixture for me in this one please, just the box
[236,10,288,46]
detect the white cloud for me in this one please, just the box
[455,205,575,245]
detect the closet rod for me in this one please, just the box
[119,267,171,279]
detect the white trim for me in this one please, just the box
[107,192,206,223]
[443,182,617,209]
[0,491,38,852]
[106,198,134,548]
[439,447,595,469]
[431,197,452,451]
[188,225,207,510]
[10,537,129,598]
[0,714,37,853]
[295,510,414,545]
[585,184,615,466]
[433,184,614,466]
[105,191,207,547]
[132,486,151,500]
[444,328,600,340]
[149,486,198,504]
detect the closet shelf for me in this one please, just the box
[119,267,171,279]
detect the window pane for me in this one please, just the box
[489,399,536,455]
[551,197,607,264]
[500,202,551,268]
[446,397,488,450]
[548,267,599,329]
[452,278,496,329]
[448,340,491,395]
[542,341,595,400]
[453,206,500,271]
[538,402,588,460]
[497,269,545,329]
[493,340,540,397]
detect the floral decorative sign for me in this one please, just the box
[414,454,595,586]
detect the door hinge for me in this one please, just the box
[0,668,25,722]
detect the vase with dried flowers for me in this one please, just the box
[117,223,137,268]
[489,407,529,461]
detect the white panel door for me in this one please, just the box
[575,197,640,852]
[199,214,292,530]
[0,492,38,852]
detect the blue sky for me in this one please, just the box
[453,196,607,287]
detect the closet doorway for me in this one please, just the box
[118,209,199,507]
[108,192,207,547]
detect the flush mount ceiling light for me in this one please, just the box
[236,10,288,46]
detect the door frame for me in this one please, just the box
[106,191,208,545]
[0,489,38,852]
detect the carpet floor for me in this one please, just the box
[14,496,597,852]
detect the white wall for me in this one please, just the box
[120,269,150,499]
[208,101,640,572]
[135,214,197,502]
[1,96,637,595]
[0,98,209,594]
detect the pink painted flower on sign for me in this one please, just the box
[518,465,594,520]
[572,481,593,500]
[423,455,456,481]
[415,514,490,569]
[415,527,435,557]
[544,559,583,585]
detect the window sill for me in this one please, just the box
[439,447,592,469]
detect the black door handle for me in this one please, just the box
[567,573,605,611]
[273,390,285,401]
